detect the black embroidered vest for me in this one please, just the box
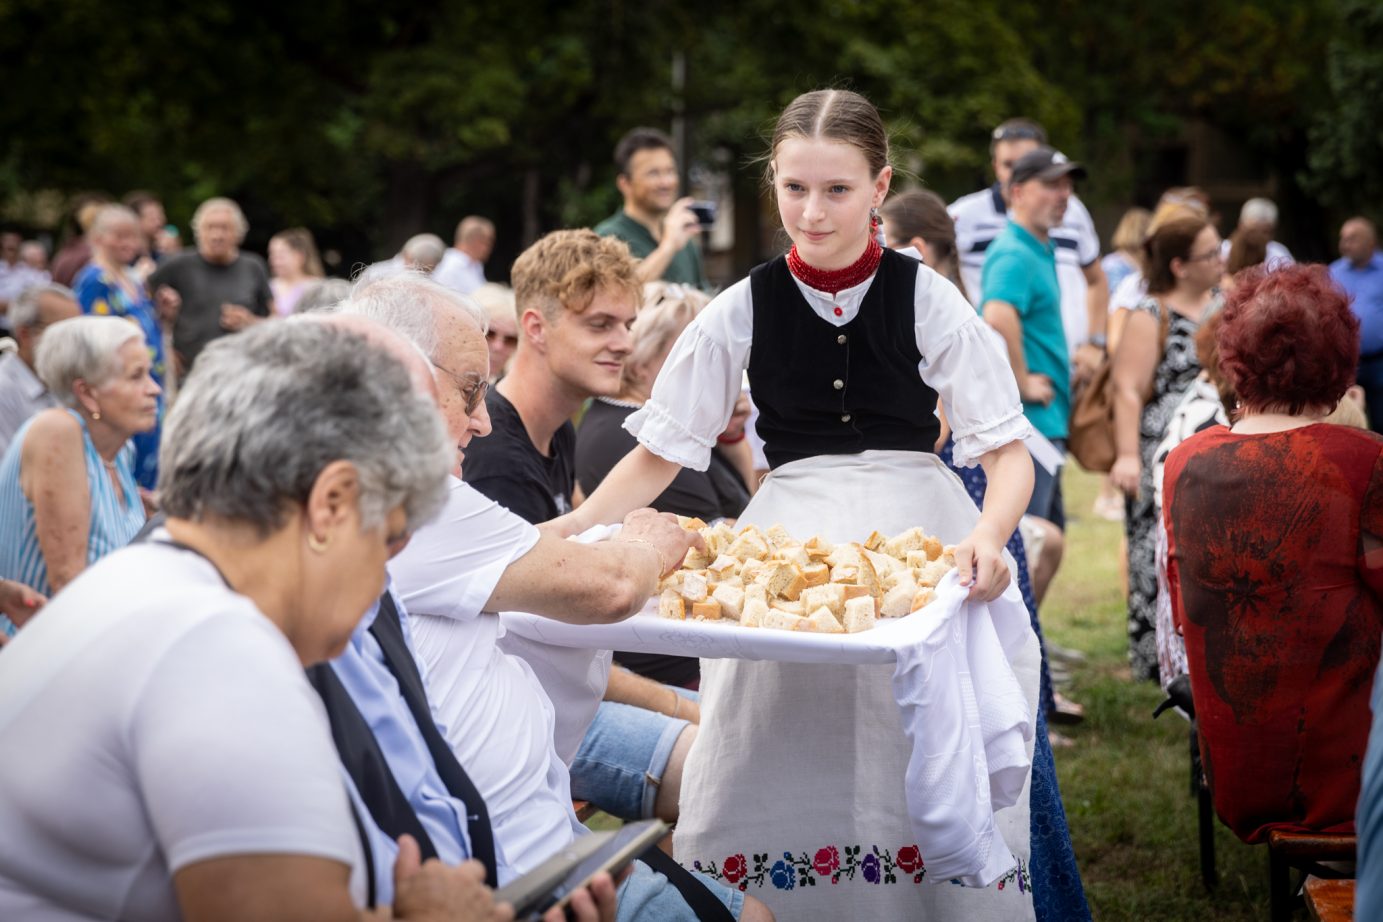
[747,248,941,469]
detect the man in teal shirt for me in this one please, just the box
[594,128,709,289]
[981,146,1086,601]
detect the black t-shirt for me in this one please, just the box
[462,389,575,525]
[149,250,273,367]
[576,399,750,522]
[576,398,752,688]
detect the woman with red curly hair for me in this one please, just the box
[1163,263,1383,844]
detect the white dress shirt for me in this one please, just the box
[432,248,486,295]
[388,477,587,882]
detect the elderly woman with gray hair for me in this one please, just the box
[0,320,507,921]
[0,315,159,637]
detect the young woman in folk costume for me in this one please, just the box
[561,90,1082,920]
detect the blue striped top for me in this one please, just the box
[0,408,146,634]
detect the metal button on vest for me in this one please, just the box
[837,334,847,345]
[832,378,844,390]
[841,414,852,423]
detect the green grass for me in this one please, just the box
[1047,465,1273,921]
[587,466,1282,919]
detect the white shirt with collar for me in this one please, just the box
[626,257,1031,473]
[0,352,56,459]
[388,477,587,882]
[432,249,486,295]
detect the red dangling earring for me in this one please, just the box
[870,207,880,232]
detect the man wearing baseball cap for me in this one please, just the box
[980,146,1087,604]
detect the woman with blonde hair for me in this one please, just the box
[270,227,327,316]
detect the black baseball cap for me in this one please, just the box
[1009,146,1088,185]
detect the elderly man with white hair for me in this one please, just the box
[0,283,80,455]
[1221,196,1294,269]
[148,196,273,370]
[338,271,771,922]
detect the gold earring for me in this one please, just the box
[91,409,102,421]
[307,533,329,553]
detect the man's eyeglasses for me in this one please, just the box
[1185,247,1222,264]
[435,363,489,415]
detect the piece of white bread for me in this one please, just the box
[708,554,739,579]
[764,563,806,601]
[682,546,713,570]
[762,608,807,631]
[727,530,771,562]
[691,598,722,620]
[915,557,952,589]
[843,596,877,633]
[801,562,830,587]
[659,590,687,620]
[679,569,710,602]
[800,583,848,618]
[912,587,937,612]
[864,549,903,579]
[741,597,769,627]
[770,599,806,616]
[712,583,745,620]
[804,606,846,634]
[881,581,919,618]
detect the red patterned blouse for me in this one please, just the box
[1164,423,1383,843]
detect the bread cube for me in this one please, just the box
[682,546,713,570]
[744,583,769,607]
[800,583,847,618]
[762,608,807,631]
[659,590,687,620]
[769,599,805,616]
[911,587,937,612]
[679,569,710,602]
[740,598,768,627]
[727,531,771,562]
[863,530,888,552]
[881,581,919,618]
[801,562,830,587]
[708,554,740,579]
[843,596,877,633]
[711,583,745,620]
[803,536,834,560]
[691,598,722,621]
[865,550,902,579]
[916,558,952,589]
[765,523,793,547]
[677,515,709,532]
[804,606,846,634]
[765,563,807,601]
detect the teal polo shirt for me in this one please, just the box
[980,220,1070,439]
[593,210,709,290]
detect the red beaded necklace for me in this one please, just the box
[786,235,883,296]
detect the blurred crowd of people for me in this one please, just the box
[1,102,1382,922]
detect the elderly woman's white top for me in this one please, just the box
[0,541,364,918]
[625,261,1031,471]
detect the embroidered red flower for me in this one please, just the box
[896,846,923,875]
[812,846,841,877]
[722,854,747,884]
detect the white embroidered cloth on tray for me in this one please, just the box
[502,450,1041,919]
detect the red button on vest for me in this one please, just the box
[833,306,843,317]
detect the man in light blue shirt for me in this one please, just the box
[1330,217,1383,432]
[329,588,477,902]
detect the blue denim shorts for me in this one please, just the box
[617,857,744,921]
[571,691,698,820]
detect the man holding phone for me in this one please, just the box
[595,128,710,290]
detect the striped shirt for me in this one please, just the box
[0,408,145,634]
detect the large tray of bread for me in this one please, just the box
[658,518,956,635]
